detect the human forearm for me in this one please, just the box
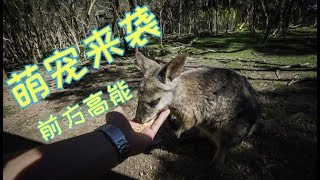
[4,131,119,179]
[3,108,170,180]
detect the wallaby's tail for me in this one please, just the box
[247,112,304,137]
[247,118,278,137]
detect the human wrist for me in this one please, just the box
[94,130,120,163]
[96,124,131,162]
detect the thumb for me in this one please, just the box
[112,106,125,114]
[105,106,125,121]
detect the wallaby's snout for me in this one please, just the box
[135,98,156,123]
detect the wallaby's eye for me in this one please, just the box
[148,98,160,107]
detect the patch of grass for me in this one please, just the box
[191,27,316,56]
[185,27,317,68]
[298,71,317,78]
[192,31,263,52]
[248,79,269,89]
[272,82,317,95]
[123,63,137,70]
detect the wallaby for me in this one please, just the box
[134,51,261,166]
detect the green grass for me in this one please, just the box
[145,27,317,87]
[123,63,137,70]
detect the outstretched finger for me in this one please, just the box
[144,109,170,138]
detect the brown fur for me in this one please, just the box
[134,51,261,166]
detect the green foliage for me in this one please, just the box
[230,8,237,21]
[3,0,317,72]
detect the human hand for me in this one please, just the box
[105,106,170,156]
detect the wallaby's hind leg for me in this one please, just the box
[224,122,250,148]
[209,122,250,167]
[209,130,226,167]
[174,115,197,139]
[175,121,194,138]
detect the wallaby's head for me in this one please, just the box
[134,51,187,123]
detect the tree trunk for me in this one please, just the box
[110,0,129,52]
[193,5,199,38]
[264,0,286,44]
[178,0,183,35]
[259,0,269,33]
[225,0,231,34]
[126,0,136,51]
[215,8,219,34]
[159,4,165,47]
[226,9,230,33]
[281,0,294,35]
[208,16,213,35]
[249,0,257,35]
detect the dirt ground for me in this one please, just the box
[3,50,317,179]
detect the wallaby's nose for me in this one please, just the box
[133,117,142,123]
[168,118,179,130]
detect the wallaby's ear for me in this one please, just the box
[159,54,187,83]
[135,51,161,74]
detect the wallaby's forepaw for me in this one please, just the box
[175,129,183,139]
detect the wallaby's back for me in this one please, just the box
[170,66,261,135]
